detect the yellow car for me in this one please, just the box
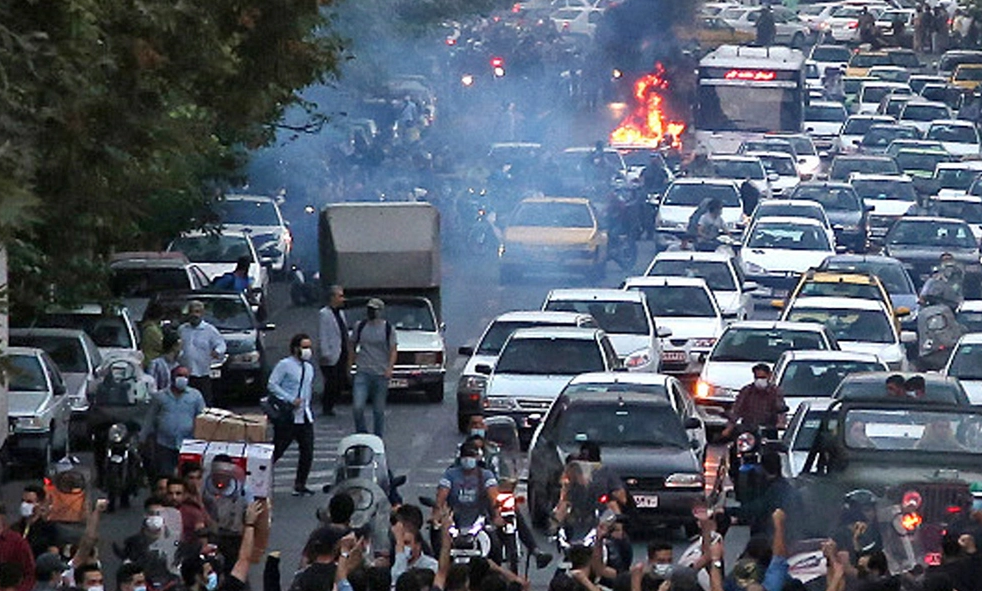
[674,16,754,50]
[498,196,608,282]
[846,51,891,78]
[950,64,982,91]
[773,269,910,328]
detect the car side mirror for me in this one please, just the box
[475,364,493,375]
[54,384,67,397]
[684,417,701,430]
[901,330,917,344]
[458,345,475,357]
[656,326,673,338]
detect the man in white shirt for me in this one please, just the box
[269,333,316,496]
[317,285,350,417]
[178,300,227,406]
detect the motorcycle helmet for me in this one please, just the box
[843,489,877,512]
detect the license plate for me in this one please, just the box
[210,368,222,379]
[662,351,687,362]
[389,378,409,389]
[634,494,659,508]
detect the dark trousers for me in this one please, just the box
[320,362,347,413]
[188,376,213,406]
[272,420,314,488]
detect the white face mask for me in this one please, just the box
[145,515,165,531]
[403,546,413,560]
[754,378,769,389]
[300,347,313,361]
[134,585,147,591]
[88,585,104,591]
[206,573,219,591]
[460,457,478,470]
[173,376,189,391]
[19,501,35,518]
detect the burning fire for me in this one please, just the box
[609,64,686,149]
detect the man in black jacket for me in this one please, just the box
[288,526,354,591]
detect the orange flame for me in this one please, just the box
[609,64,686,149]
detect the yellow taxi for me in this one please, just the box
[498,196,607,282]
[773,269,911,328]
[950,64,982,91]
[846,51,891,77]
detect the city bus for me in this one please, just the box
[694,45,807,154]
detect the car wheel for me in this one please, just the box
[424,381,444,403]
[791,32,805,48]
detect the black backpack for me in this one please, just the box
[354,319,393,348]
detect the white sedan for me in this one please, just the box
[747,151,801,197]
[942,333,982,404]
[925,120,982,157]
[645,251,756,322]
[740,216,836,298]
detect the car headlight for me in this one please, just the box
[743,260,768,274]
[484,397,518,411]
[692,338,717,349]
[16,417,44,430]
[108,423,129,444]
[695,380,713,399]
[458,374,487,393]
[230,350,262,364]
[665,473,704,488]
[625,347,653,369]
[415,351,443,366]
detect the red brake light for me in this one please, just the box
[847,20,859,29]
[491,57,504,67]
[946,505,963,514]
[599,494,609,504]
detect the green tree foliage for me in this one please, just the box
[0,0,342,313]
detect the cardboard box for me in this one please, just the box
[179,439,274,503]
[194,408,270,443]
[245,443,274,499]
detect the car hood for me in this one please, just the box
[8,391,52,417]
[596,446,701,477]
[743,248,831,274]
[807,122,843,136]
[486,373,574,399]
[702,361,754,392]
[884,244,979,263]
[223,330,259,354]
[656,317,722,340]
[864,199,913,216]
[659,205,742,225]
[504,227,598,246]
[940,142,979,157]
[838,341,901,361]
[714,291,743,316]
[395,330,444,353]
[608,333,652,356]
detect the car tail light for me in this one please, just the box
[847,21,859,29]
[946,505,963,514]
[902,490,922,511]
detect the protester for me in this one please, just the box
[0,503,36,591]
[144,365,206,477]
[351,298,397,437]
[318,285,350,417]
[269,333,317,496]
[14,485,59,559]
[178,300,227,405]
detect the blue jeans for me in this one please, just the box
[352,373,388,437]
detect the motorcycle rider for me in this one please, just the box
[695,199,728,252]
[431,441,502,546]
[724,364,787,439]
[919,253,964,310]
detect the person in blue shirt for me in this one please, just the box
[213,257,253,294]
[269,333,316,496]
[145,365,206,477]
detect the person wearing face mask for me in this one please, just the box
[350,298,397,438]
[391,521,438,580]
[15,485,58,559]
[724,364,786,440]
[180,555,220,591]
[432,443,502,548]
[115,564,145,591]
[269,333,317,496]
[144,365,206,477]
[178,300,227,406]
[72,566,103,591]
[116,498,171,582]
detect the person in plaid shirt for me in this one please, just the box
[726,363,787,435]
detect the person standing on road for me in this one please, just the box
[148,330,181,392]
[351,298,397,438]
[317,285,350,417]
[178,300,226,406]
[269,333,316,496]
[145,366,207,477]
[141,302,165,369]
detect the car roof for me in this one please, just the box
[561,390,675,406]
[520,196,592,205]
[493,311,594,323]
[546,288,645,302]
[44,303,123,316]
[936,160,982,170]
[509,326,604,340]
[807,100,847,109]
[788,296,887,312]
[803,270,877,284]
[848,173,912,182]
[778,349,882,363]
[746,150,795,160]
[957,333,982,344]
[6,346,44,358]
[758,199,824,209]
[929,119,976,127]
[624,276,710,289]
[9,328,87,340]
[726,320,829,333]
[958,300,982,312]
[823,253,904,266]
[795,181,853,189]
[670,178,739,187]
[709,154,761,162]
[567,371,673,387]
[896,215,970,225]
[223,194,278,204]
[109,251,190,266]
[931,194,982,204]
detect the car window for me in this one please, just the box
[842,408,982,453]
[811,46,851,63]
[791,185,862,212]
[756,154,796,176]
[829,157,899,180]
[9,335,88,373]
[8,354,48,392]
[901,104,949,121]
[563,381,667,397]
[170,234,252,264]
[600,337,620,368]
[345,300,436,332]
[43,354,66,393]
[886,220,976,248]
[787,307,894,343]
[935,168,982,190]
[220,199,282,226]
[755,204,823,223]
[110,267,193,298]
[554,403,689,447]
[629,285,717,317]
[850,179,917,202]
[927,124,979,144]
[35,314,134,349]
[934,201,982,224]
[780,360,886,397]
[663,183,741,207]
[711,328,829,363]
[157,297,255,331]
[746,222,831,251]
[544,300,649,335]
[479,321,564,356]
[711,159,765,180]
[948,343,982,380]
[805,104,847,123]
[512,201,594,228]
[496,338,605,374]
[647,260,737,291]
[896,151,952,172]
[790,409,824,451]
[799,281,883,301]
[822,260,915,294]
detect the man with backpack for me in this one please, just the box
[351,298,398,437]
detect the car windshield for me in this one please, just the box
[477,320,575,356]
[811,46,851,62]
[755,204,822,223]
[862,126,918,147]
[756,154,797,176]
[934,200,982,224]
[822,260,915,294]
[781,360,885,397]
[955,67,982,81]
[902,104,949,121]
[628,286,716,318]
[9,336,87,373]
[512,201,594,228]
[157,297,255,331]
[851,54,892,68]
[555,403,688,447]
[805,104,847,123]
[741,141,795,157]
[886,220,977,248]
[843,118,887,135]
[830,157,899,180]
[663,183,741,207]
[948,343,982,380]
[889,51,919,68]
[780,137,817,156]
[544,300,649,335]
[110,268,192,298]
[786,307,894,343]
[35,314,133,349]
[799,280,883,300]
[790,185,862,212]
[746,223,831,250]
[496,338,605,375]
[710,328,829,362]
[170,234,252,264]
[220,199,281,226]
[711,160,765,180]
[936,168,982,190]
[647,260,737,291]
[843,408,982,453]
[8,354,47,392]
[927,124,978,144]
[345,300,436,332]
[850,178,917,202]
[896,151,952,172]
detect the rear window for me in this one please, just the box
[829,157,899,180]
[544,300,649,335]
[646,260,736,291]
[496,338,605,375]
[901,104,950,121]
[710,328,829,363]
[628,285,717,318]
[111,268,191,298]
[663,183,741,207]
[780,360,886,398]
[35,314,133,349]
[811,46,851,63]
[8,355,47,392]
[805,104,847,123]
[9,336,88,373]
